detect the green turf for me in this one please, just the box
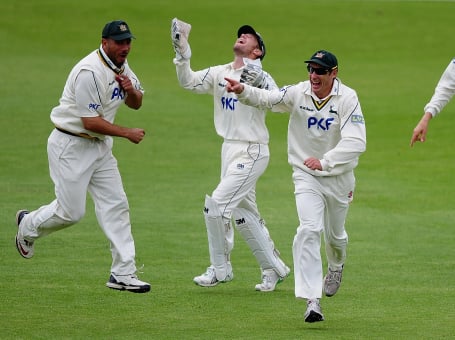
[1,0,454,338]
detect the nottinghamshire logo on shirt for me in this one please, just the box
[351,115,365,124]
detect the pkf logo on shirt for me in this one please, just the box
[307,117,335,130]
[221,96,238,111]
[88,103,101,112]
[111,87,125,100]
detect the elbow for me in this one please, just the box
[125,96,142,110]
[81,117,96,131]
[129,103,142,110]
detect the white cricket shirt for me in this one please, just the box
[238,78,367,176]
[51,48,143,140]
[174,59,277,144]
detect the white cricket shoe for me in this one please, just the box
[255,266,290,292]
[15,210,34,259]
[193,265,233,287]
[106,274,151,293]
[323,266,343,297]
[304,299,324,323]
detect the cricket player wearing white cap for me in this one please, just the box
[171,18,290,292]
[14,20,150,293]
[225,50,367,322]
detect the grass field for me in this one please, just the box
[1,0,454,338]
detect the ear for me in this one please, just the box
[252,48,263,59]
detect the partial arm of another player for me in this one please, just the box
[410,112,432,147]
[411,59,455,147]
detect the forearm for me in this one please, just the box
[174,59,195,88]
[421,111,433,123]
[125,89,143,109]
[82,116,131,139]
[321,137,366,171]
[239,85,288,113]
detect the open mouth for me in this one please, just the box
[311,80,321,90]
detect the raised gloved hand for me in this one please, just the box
[240,62,268,89]
[171,18,192,60]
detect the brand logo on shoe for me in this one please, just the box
[17,238,29,256]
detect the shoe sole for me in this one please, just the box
[193,281,220,287]
[304,311,324,323]
[15,210,33,259]
[193,274,233,287]
[106,282,151,293]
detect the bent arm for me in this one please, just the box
[321,98,367,172]
[115,74,143,109]
[81,116,145,144]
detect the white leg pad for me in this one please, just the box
[204,195,232,281]
[233,208,289,278]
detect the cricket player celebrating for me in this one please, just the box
[14,20,151,293]
[226,50,367,322]
[171,18,290,291]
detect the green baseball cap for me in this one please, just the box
[102,20,135,41]
[305,50,338,70]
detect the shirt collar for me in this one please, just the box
[97,45,125,75]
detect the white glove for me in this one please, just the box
[171,18,192,60]
[240,62,268,89]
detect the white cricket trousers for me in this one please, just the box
[212,140,269,219]
[209,140,269,256]
[19,129,137,275]
[292,168,354,299]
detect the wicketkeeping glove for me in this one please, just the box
[171,18,192,60]
[240,62,268,89]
